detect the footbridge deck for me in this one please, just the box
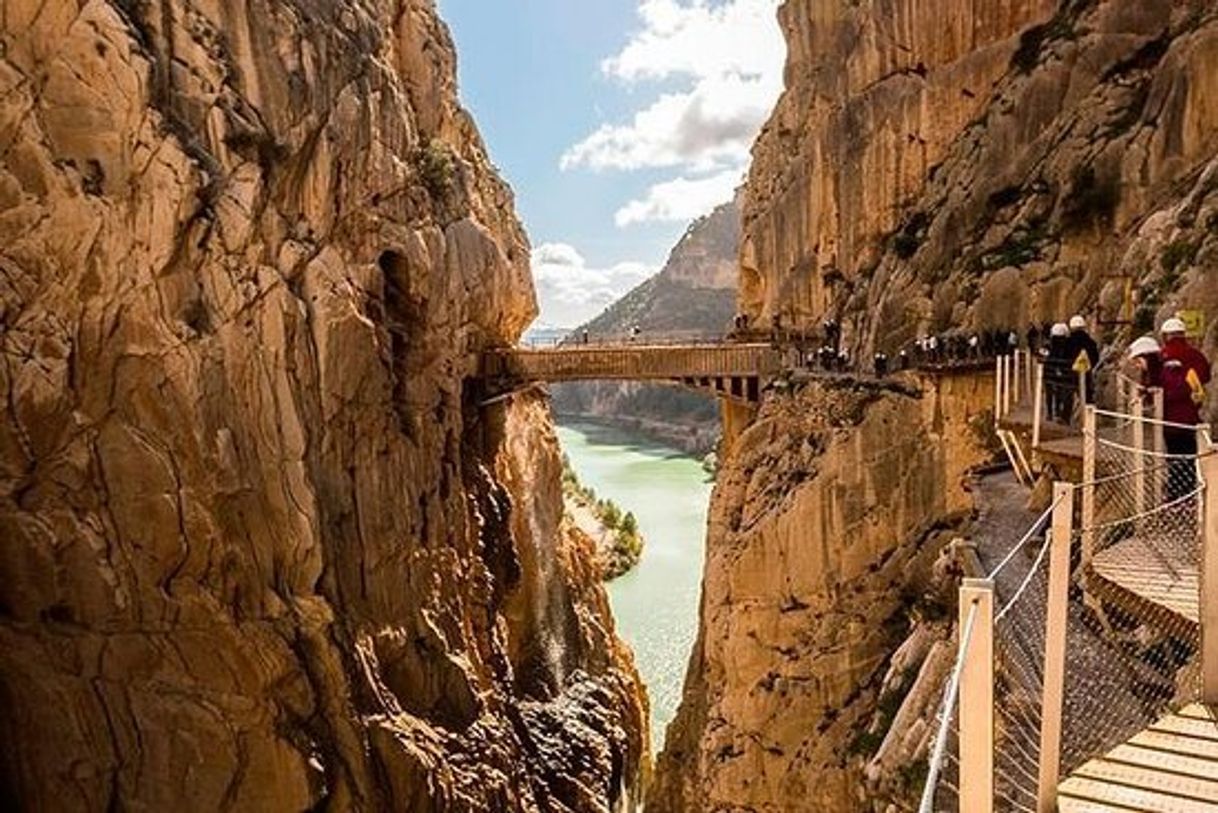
[480,342,783,404]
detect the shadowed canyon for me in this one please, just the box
[4,1,1218,812]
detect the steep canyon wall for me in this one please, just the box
[0,1,644,810]
[659,0,1218,810]
[653,373,993,810]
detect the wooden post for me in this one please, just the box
[1003,353,1013,416]
[1082,406,1097,569]
[1023,348,1032,402]
[1133,394,1146,523]
[1037,483,1075,812]
[1076,369,1087,425]
[1033,360,1045,450]
[1203,434,1218,704]
[1153,388,1165,458]
[960,578,995,813]
[1013,350,1022,404]
[994,356,1003,424]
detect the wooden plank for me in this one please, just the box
[1148,713,1218,741]
[1059,775,1218,812]
[1089,536,1199,624]
[1129,728,1218,759]
[1174,704,1218,723]
[1070,758,1218,804]
[1103,742,1218,782]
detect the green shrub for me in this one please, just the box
[416,139,454,200]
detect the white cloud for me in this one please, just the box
[602,0,783,83]
[615,168,742,227]
[561,0,783,226]
[531,242,657,328]
[560,73,774,173]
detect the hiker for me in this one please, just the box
[1046,322,1074,423]
[824,319,841,353]
[873,352,889,378]
[898,349,910,370]
[1026,323,1042,354]
[1128,335,1163,389]
[629,325,640,342]
[582,329,590,345]
[1067,315,1100,404]
[1160,317,1212,500]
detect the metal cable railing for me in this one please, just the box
[919,402,1214,811]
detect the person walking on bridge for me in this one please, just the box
[1067,315,1100,404]
[1159,317,1211,500]
[1046,322,1073,423]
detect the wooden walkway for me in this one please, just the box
[1060,704,1218,811]
[1088,535,1200,625]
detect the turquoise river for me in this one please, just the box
[555,421,712,750]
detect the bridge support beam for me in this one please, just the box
[721,398,757,458]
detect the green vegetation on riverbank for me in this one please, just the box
[561,453,644,580]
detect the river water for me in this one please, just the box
[555,420,711,750]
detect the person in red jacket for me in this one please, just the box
[1159,317,1211,500]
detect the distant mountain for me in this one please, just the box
[551,196,740,454]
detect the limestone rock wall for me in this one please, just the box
[659,1,1218,810]
[0,1,644,810]
[744,0,1218,363]
[652,372,992,811]
[740,0,1056,327]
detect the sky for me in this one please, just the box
[436,0,785,329]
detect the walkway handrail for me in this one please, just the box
[920,598,983,813]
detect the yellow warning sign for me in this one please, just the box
[1073,350,1092,374]
[1179,309,1206,339]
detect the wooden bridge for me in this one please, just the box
[479,342,784,404]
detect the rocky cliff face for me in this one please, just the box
[652,372,992,811]
[0,2,645,810]
[550,198,740,454]
[743,0,1218,365]
[658,0,1218,809]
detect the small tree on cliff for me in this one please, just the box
[601,501,622,528]
[620,512,638,536]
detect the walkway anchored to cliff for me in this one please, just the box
[921,366,1218,813]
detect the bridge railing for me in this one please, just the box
[482,342,784,382]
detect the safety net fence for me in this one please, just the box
[920,407,1211,811]
[1057,410,1206,780]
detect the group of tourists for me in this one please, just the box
[1041,316,1101,423]
[1127,318,1212,499]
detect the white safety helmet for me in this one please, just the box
[1161,317,1187,335]
[1128,335,1160,359]
[1069,315,1087,331]
[1050,322,1069,338]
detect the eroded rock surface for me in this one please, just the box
[657,1,1218,809]
[653,373,991,811]
[0,2,645,810]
